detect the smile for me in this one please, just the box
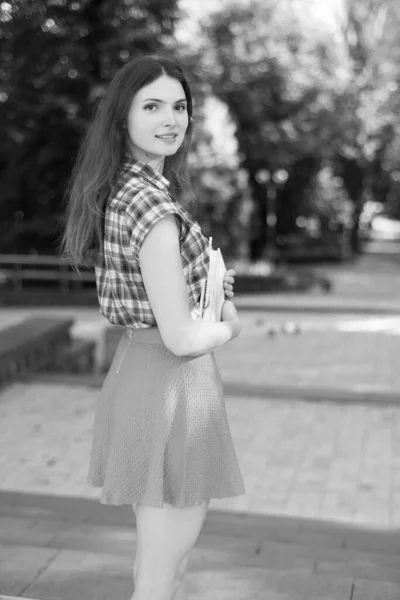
[155,134,178,140]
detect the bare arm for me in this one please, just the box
[139,215,241,357]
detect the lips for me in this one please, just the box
[155,134,178,140]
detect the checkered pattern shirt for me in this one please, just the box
[95,157,210,328]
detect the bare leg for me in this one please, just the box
[131,500,208,600]
[133,556,188,600]
[173,584,188,600]
[133,551,188,599]
[171,555,189,600]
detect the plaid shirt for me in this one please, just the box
[95,157,210,328]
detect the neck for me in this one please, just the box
[128,145,165,174]
[148,157,165,174]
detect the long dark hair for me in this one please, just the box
[60,54,194,267]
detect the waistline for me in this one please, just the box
[124,326,164,345]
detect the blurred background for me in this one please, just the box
[1,1,400,598]
[0,0,399,279]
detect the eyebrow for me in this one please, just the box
[142,98,187,104]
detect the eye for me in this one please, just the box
[144,103,158,111]
[175,104,187,112]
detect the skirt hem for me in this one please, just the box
[89,482,246,508]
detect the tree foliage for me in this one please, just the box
[2,0,400,259]
[196,0,343,259]
[197,0,400,258]
[331,0,400,248]
[0,0,180,252]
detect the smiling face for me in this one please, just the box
[126,74,189,172]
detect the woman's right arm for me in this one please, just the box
[139,214,241,357]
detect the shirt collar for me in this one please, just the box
[121,154,171,195]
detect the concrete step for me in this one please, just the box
[1,492,400,599]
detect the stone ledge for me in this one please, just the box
[0,490,398,557]
[23,372,400,405]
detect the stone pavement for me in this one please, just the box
[215,314,400,400]
[1,307,400,401]
[234,293,400,314]
[1,381,399,528]
[1,339,399,598]
[1,253,400,599]
[0,490,400,600]
[1,247,400,401]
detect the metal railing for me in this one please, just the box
[0,254,95,292]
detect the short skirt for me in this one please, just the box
[87,327,245,507]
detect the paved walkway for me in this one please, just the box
[0,490,399,600]
[1,252,400,598]
[2,249,400,400]
[216,315,400,399]
[1,380,399,528]
[1,307,400,399]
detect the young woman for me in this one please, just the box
[62,54,245,600]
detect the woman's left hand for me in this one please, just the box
[223,269,236,299]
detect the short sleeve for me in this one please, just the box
[126,188,189,260]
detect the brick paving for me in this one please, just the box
[215,316,400,395]
[1,381,399,528]
[1,307,400,395]
[1,254,400,598]
[0,491,400,599]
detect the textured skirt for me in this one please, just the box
[87,327,245,507]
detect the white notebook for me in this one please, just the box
[199,238,226,322]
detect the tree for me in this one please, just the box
[0,0,180,253]
[199,0,343,261]
[174,38,252,261]
[197,0,400,259]
[331,0,400,250]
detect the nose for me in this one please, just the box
[162,106,177,127]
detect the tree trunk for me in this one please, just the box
[248,175,268,262]
[335,155,365,255]
[350,197,363,253]
[81,0,108,86]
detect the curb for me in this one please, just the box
[2,291,400,316]
[0,490,399,555]
[224,383,400,405]
[234,301,400,315]
[26,373,400,405]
